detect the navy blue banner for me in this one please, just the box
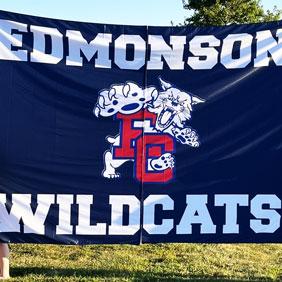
[0,10,281,244]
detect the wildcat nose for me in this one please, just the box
[171,101,178,106]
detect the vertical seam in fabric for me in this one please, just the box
[139,25,149,245]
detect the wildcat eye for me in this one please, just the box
[171,100,178,107]
[179,100,186,106]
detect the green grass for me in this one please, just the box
[7,243,282,281]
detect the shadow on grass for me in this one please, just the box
[10,266,278,282]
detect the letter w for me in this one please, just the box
[0,194,54,234]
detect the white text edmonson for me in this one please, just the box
[1,19,282,70]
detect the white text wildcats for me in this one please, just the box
[1,19,282,70]
[0,194,281,236]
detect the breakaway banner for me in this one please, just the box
[0,10,281,244]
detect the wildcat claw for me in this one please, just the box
[98,96,105,108]
[109,88,116,100]
[123,84,130,97]
[94,107,100,117]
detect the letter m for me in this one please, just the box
[66,31,112,68]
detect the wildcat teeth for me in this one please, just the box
[157,107,175,129]
[164,106,177,115]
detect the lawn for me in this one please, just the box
[7,243,282,281]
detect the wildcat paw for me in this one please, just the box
[102,170,121,179]
[150,153,175,171]
[94,82,157,117]
[173,127,199,147]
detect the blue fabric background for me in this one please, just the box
[0,10,281,243]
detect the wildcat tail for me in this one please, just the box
[106,135,120,145]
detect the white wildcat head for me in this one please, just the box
[148,77,205,130]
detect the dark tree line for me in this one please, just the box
[182,0,282,26]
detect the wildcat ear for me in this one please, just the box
[192,96,205,105]
[158,76,172,90]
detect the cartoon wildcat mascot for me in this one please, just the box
[94,77,204,180]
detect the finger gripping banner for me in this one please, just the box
[0,10,281,244]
